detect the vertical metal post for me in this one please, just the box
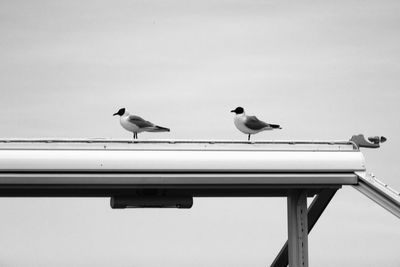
[287,190,308,267]
[271,188,338,267]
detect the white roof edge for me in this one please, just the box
[0,139,359,153]
[0,149,366,172]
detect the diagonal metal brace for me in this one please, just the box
[270,188,338,267]
[353,172,400,219]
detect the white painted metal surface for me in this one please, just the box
[0,139,366,173]
[287,190,309,267]
[0,139,395,267]
[353,172,400,218]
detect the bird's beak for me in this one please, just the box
[230,110,235,113]
[113,113,118,116]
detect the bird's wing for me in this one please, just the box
[127,115,155,128]
[244,116,270,130]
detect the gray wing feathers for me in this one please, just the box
[127,115,170,131]
[127,115,155,128]
[244,116,270,130]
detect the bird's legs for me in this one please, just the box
[132,132,138,141]
[248,134,251,141]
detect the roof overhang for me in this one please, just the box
[0,139,365,197]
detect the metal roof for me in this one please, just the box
[0,139,365,173]
[0,139,365,197]
[0,139,396,267]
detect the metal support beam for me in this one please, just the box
[271,189,338,267]
[353,172,400,219]
[287,190,308,267]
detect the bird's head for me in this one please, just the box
[230,107,244,115]
[113,108,126,116]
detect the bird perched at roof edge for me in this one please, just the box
[231,107,281,141]
[113,108,170,140]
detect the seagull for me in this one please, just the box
[230,107,281,141]
[113,108,170,140]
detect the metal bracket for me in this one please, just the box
[110,195,193,209]
[350,134,386,149]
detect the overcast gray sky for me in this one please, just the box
[0,0,399,266]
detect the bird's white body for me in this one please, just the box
[120,113,143,133]
[233,113,272,134]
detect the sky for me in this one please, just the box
[0,0,399,266]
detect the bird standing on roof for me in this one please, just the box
[113,108,170,140]
[231,107,281,141]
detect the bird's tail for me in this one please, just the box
[270,124,282,129]
[149,125,170,132]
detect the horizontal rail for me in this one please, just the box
[0,139,358,152]
[0,184,342,198]
[0,173,358,185]
[0,138,356,146]
[0,173,351,197]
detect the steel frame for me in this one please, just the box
[0,140,398,266]
[271,188,338,267]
